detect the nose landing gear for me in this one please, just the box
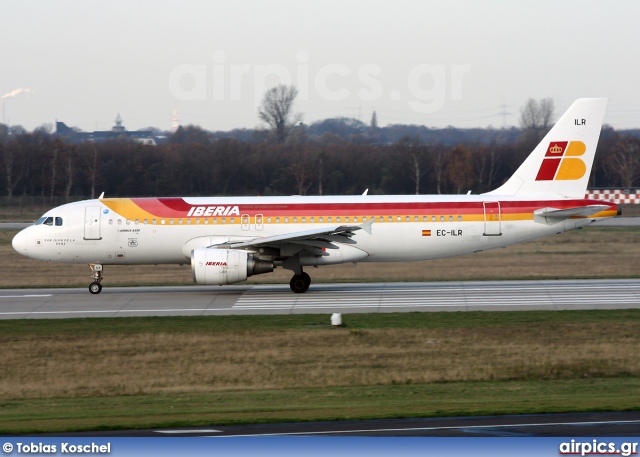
[89,263,104,294]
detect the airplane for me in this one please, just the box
[12,98,620,294]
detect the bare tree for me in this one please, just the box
[609,137,640,188]
[430,145,448,195]
[518,97,555,149]
[396,138,429,195]
[519,98,554,131]
[258,85,302,143]
[445,145,474,194]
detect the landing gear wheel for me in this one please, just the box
[89,282,102,294]
[289,272,311,293]
[88,263,104,295]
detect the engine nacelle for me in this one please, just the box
[191,248,273,285]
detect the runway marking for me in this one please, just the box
[211,419,640,437]
[156,429,223,434]
[0,308,227,316]
[0,294,52,298]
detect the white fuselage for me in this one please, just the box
[11,194,616,267]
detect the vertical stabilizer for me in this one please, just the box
[485,98,607,198]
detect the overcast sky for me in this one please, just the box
[2,0,639,133]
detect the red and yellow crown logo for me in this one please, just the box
[535,141,587,181]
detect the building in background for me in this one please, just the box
[55,114,164,145]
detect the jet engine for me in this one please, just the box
[191,248,273,285]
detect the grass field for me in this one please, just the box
[1,311,640,433]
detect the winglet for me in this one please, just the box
[98,192,105,200]
[360,218,374,235]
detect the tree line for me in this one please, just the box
[1,122,639,204]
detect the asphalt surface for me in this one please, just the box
[36,411,640,437]
[1,278,639,319]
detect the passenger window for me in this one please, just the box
[55,217,63,226]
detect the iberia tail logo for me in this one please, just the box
[535,141,587,181]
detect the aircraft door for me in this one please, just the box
[483,202,502,236]
[255,214,264,231]
[84,206,102,240]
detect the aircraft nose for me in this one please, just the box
[12,229,28,257]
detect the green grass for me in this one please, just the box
[2,310,640,433]
[2,309,640,337]
[3,379,640,433]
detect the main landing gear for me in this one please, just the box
[289,271,311,293]
[89,263,103,294]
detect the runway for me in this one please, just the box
[41,411,640,437]
[1,278,639,319]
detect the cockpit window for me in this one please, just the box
[34,216,62,226]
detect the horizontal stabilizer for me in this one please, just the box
[534,205,611,219]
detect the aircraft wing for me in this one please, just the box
[534,205,612,219]
[212,225,363,251]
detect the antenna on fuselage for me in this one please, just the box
[98,192,105,200]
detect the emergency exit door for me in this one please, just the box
[483,202,502,236]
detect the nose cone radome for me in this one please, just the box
[12,229,28,257]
